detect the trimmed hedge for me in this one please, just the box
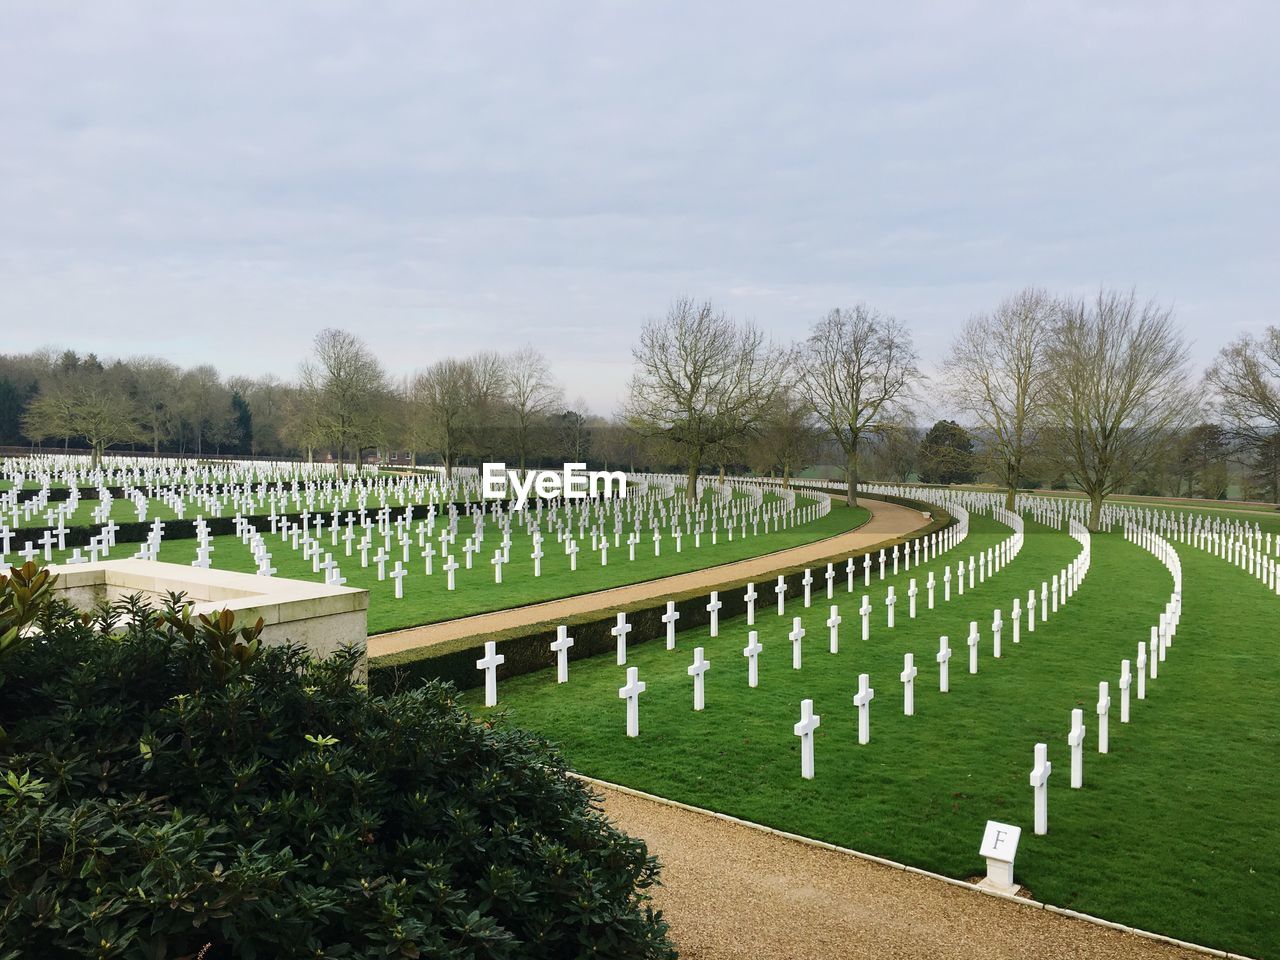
[370,493,953,695]
[14,499,482,550]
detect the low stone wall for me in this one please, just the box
[49,560,369,674]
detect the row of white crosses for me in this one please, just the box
[1027,518,1181,837]
[1104,501,1280,597]
[486,495,1038,744]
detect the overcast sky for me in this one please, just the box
[2,1,1275,415]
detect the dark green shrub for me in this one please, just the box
[0,578,674,960]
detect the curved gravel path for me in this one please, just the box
[368,496,930,658]
[597,783,1210,960]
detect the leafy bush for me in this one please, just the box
[0,568,674,960]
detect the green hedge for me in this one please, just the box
[371,493,953,695]
[15,499,479,550]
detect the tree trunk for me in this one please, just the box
[685,459,700,502]
[846,448,859,507]
[782,461,792,490]
[1005,486,1016,510]
[1088,491,1104,531]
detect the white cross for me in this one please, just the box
[863,554,871,587]
[374,547,389,580]
[744,582,757,625]
[531,540,544,577]
[743,630,762,688]
[992,609,1003,658]
[390,561,408,598]
[18,542,38,564]
[1012,598,1021,643]
[1096,681,1111,754]
[825,605,841,654]
[476,640,505,707]
[774,574,787,615]
[491,550,505,583]
[1136,642,1147,700]
[900,653,917,716]
[825,562,835,599]
[619,666,646,737]
[1030,742,1051,835]
[789,616,805,670]
[802,568,813,607]
[927,571,935,609]
[706,591,722,637]
[444,554,459,590]
[611,612,632,665]
[688,647,710,711]
[853,672,874,744]
[1027,588,1037,632]
[885,586,896,628]
[661,601,681,650]
[937,635,952,692]
[1067,708,1086,789]
[551,625,573,684]
[907,578,917,618]
[944,566,952,602]
[794,698,820,779]
[859,595,871,641]
[845,556,855,592]
[1118,659,1132,722]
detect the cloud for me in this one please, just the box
[1,0,1276,413]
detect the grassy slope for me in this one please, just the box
[48,499,871,634]
[470,512,1279,959]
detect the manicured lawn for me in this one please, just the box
[469,512,1279,959]
[49,498,870,634]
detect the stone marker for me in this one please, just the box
[979,821,1022,894]
[937,635,952,692]
[967,621,980,674]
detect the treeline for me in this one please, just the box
[0,335,654,474]
[5,295,1278,519]
[621,291,1280,527]
[840,419,1276,505]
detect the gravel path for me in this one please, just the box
[368,497,929,658]
[597,784,1209,960]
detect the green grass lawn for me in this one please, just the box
[468,512,1279,959]
[49,498,870,634]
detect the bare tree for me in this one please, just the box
[504,347,563,469]
[299,329,387,475]
[747,370,819,487]
[1205,326,1280,501]
[1043,290,1197,529]
[411,356,495,480]
[23,378,143,467]
[130,356,181,453]
[946,288,1056,508]
[798,305,920,506]
[626,299,785,501]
